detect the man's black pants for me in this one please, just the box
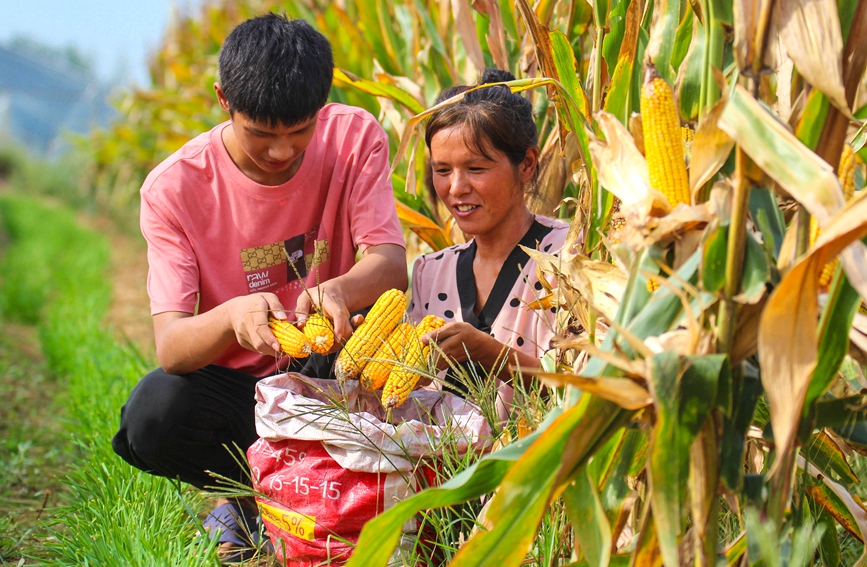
[112,355,335,489]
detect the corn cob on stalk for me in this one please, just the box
[609,215,626,245]
[361,322,414,390]
[334,289,407,381]
[646,277,660,293]
[381,315,446,409]
[640,64,690,207]
[811,144,857,288]
[269,317,311,358]
[682,126,694,162]
[304,313,335,355]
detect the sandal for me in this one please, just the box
[203,501,268,564]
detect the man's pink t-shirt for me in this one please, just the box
[141,103,405,377]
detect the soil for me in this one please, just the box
[81,215,155,357]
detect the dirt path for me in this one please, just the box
[84,216,155,358]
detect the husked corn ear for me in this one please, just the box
[812,144,857,288]
[304,313,335,355]
[416,314,446,336]
[382,330,425,409]
[361,322,414,390]
[334,289,407,381]
[269,317,311,358]
[381,316,444,408]
[641,64,690,207]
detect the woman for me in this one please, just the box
[406,68,569,415]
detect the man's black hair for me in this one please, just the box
[218,13,333,127]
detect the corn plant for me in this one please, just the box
[340,0,867,565]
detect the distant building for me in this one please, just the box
[0,44,116,156]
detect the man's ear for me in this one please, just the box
[214,83,231,113]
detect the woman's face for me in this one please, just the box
[429,123,537,238]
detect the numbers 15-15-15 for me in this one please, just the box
[290,476,341,500]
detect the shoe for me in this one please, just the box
[203,501,269,564]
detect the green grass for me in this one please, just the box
[0,194,215,566]
[0,329,65,563]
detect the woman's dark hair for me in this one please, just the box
[218,14,333,127]
[424,68,537,167]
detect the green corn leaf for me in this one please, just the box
[333,68,425,114]
[343,406,563,567]
[647,352,723,567]
[451,395,634,567]
[563,467,611,567]
[603,0,642,123]
[702,221,727,293]
[647,0,682,83]
[803,431,859,487]
[719,363,761,491]
[805,482,865,543]
[601,0,631,71]
[721,85,845,225]
[676,13,705,123]
[749,186,787,260]
[816,508,842,567]
[354,0,400,75]
[805,269,861,409]
[735,229,772,304]
[796,89,831,150]
[671,5,693,72]
[550,31,591,121]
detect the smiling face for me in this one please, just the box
[216,83,319,186]
[430,123,538,241]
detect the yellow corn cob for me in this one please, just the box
[681,126,694,144]
[812,144,857,288]
[839,144,856,201]
[334,289,407,381]
[361,322,414,390]
[640,64,690,207]
[646,277,660,293]
[682,126,694,162]
[303,313,335,355]
[268,317,311,358]
[381,316,445,408]
[416,314,446,336]
[381,333,424,409]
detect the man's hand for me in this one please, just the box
[294,282,354,344]
[225,293,288,356]
[153,292,290,375]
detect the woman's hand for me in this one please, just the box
[422,321,500,368]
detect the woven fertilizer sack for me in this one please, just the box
[247,372,492,566]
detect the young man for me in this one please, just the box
[111,13,407,561]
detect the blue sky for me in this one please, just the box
[2,0,203,86]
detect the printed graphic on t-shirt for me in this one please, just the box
[241,226,329,294]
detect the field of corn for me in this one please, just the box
[3,0,867,564]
